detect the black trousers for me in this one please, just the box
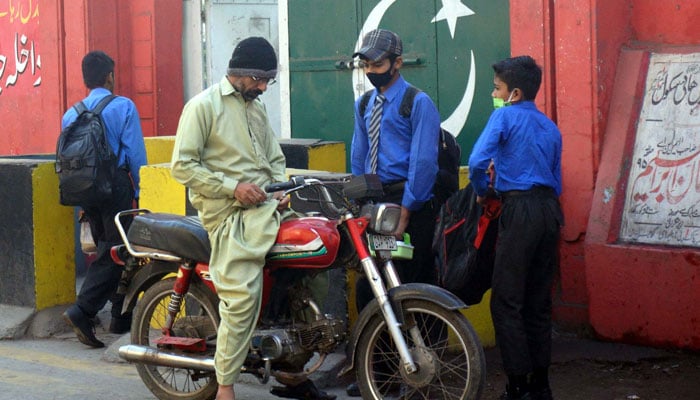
[76,169,134,319]
[490,189,563,376]
[355,188,437,311]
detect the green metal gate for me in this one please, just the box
[287,0,510,168]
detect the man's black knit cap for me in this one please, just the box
[227,37,277,79]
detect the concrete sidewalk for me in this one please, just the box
[2,300,689,384]
[0,304,35,339]
[4,301,699,400]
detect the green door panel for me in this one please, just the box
[289,2,359,145]
[288,0,510,170]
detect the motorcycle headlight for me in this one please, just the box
[362,203,402,235]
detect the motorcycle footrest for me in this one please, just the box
[154,336,206,352]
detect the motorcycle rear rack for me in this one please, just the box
[114,209,186,263]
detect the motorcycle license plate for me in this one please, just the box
[370,234,397,251]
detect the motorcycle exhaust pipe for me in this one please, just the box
[119,344,215,371]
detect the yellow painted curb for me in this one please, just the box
[34,162,76,310]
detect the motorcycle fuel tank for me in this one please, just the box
[266,217,340,268]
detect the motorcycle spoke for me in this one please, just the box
[132,278,219,399]
[357,300,485,399]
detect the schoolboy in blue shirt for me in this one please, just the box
[347,28,441,397]
[62,51,147,348]
[350,29,441,301]
[469,55,563,400]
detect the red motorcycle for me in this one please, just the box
[111,175,485,400]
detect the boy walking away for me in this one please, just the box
[468,55,563,400]
[61,51,147,348]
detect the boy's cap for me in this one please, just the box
[353,29,403,62]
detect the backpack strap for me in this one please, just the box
[93,95,121,162]
[92,94,116,115]
[399,85,420,118]
[360,86,421,118]
[73,101,88,115]
[71,94,116,116]
[82,94,121,163]
[440,128,449,149]
[359,90,373,116]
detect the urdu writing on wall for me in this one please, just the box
[620,52,700,247]
[0,0,40,95]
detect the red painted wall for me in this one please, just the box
[631,0,700,44]
[0,0,183,156]
[512,0,700,349]
[0,1,47,155]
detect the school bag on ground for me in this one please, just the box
[432,182,500,305]
[359,86,460,204]
[55,94,118,207]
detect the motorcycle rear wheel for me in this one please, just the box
[355,299,485,400]
[132,278,220,400]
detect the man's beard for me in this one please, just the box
[242,89,263,101]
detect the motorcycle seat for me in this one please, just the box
[127,213,211,263]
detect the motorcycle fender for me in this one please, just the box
[338,282,467,377]
[120,261,180,315]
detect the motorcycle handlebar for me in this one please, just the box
[264,176,306,193]
[265,177,346,216]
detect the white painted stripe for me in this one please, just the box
[279,0,292,139]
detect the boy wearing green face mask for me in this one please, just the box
[468,55,564,400]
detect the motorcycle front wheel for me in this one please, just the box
[355,299,485,400]
[132,277,220,400]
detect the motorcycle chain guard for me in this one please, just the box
[154,336,206,353]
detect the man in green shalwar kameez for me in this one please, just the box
[171,37,334,400]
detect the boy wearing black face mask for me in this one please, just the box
[346,29,441,397]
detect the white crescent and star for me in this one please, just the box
[432,0,475,39]
[352,0,476,137]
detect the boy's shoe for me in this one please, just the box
[109,316,131,334]
[531,387,553,400]
[345,382,360,397]
[63,305,104,348]
[270,379,336,400]
[499,392,533,400]
[499,385,533,400]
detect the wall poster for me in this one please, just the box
[620,52,700,247]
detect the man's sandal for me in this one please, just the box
[270,379,336,400]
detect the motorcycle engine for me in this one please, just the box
[251,316,345,367]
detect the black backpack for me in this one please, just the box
[55,95,118,207]
[359,86,461,204]
[431,183,500,305]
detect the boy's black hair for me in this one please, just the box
[492,55,542,101]
[82,51,115,89]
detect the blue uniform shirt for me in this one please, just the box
[61,88,148,197]
[351,76,440,211]
[468,101,562,197]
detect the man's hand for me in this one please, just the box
[477,187,498,205]
[234,182,267,206]
[394,206,411,239]
[273,190,290,211]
